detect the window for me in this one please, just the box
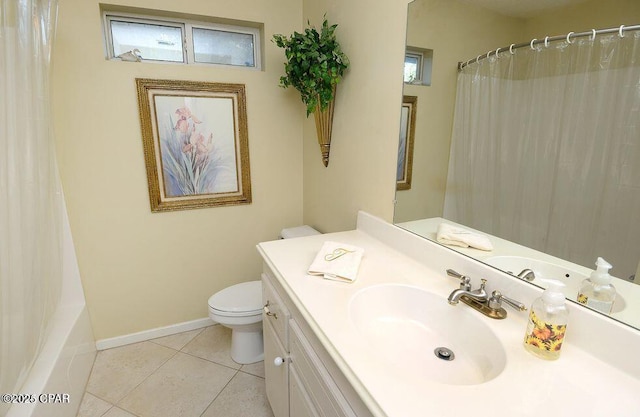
[404,47,432,86]
[404,52,422,83]
[103,9,261,69]
[109,18,184,62]
[192,27,255,67]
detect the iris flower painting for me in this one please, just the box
[136,79,251,212]
[155,96,237,197]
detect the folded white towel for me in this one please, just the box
[436,223,493,251]
[308,241,364,283]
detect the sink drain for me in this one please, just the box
[434,347,455,361]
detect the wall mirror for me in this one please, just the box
[394,0,640,330]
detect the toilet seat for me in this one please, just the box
[208,280,262,317]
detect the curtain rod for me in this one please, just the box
[458,24,640,70]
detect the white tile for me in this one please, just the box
[240,361,265,378]
[86,341,176,403]
[102,407,138,417]
[181,325,240,369]
[150,328,204,351]
[77,392,112,417]
[118,351,237,417]
[201,372,274,417]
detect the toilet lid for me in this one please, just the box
[208,280,262,315]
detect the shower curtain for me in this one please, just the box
[444,30,640,280]
[0,0,61,408]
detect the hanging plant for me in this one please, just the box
[273,17,349,166]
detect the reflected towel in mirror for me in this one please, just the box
[436,223,493,251]
[308,241,364,282]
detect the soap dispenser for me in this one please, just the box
[524,280,569,360]
[577,257,616,314]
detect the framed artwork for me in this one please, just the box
[397,95,417,191]
[136,79,251,212]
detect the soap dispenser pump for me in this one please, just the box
[524,280,569,361]
[577,257,616,314]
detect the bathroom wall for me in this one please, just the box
[301,0,409,233]
[523,0,640,37]
[394,0,523,223]
[53,0,304,340]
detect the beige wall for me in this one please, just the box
[524,0,640,38]
[394,0,523,223]
[301,0,410,232]
[53,0,303,339]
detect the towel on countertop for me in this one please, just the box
[436,223,493,251]
[307,241,364,283]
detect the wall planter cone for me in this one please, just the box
[273,17,349,167]
[313,94,336,167]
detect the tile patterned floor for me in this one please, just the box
[77,325,274,417]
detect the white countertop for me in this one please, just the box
[257,213,640,417]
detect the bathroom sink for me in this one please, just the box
[348,284,506,386]
[485,256,626,313]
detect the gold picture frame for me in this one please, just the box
[136,79,251,212]
[396,95,416,191]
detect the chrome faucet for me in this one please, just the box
[488,290,527,312]
[445,269,526,319]
[447,278,488,305]
[516,268,536,282]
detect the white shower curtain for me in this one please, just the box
[444,30,640,280]
[0,0,61,406]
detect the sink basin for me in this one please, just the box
[348,284,506,386]
[485,256,626,313]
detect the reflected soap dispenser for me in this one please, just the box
[577,257,616,314]
[524,280,569,360]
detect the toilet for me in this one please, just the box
[208,281,264,364]
[208,225,321,364]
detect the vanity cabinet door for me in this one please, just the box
[263,272,291,417]
[261,266,372,417]
[289,320,357,417]
[290,364,320,417]
[263,319,289,417]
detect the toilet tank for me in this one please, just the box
[280,225,321,239]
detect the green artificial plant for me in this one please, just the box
[273,18,350,116]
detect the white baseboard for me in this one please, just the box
[95,317,215,350]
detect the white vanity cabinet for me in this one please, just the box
[261,269,372,417]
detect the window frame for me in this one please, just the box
[404,47,433,86]
[404,51,423,84]
[188,22,260,68]
[105,14,187,63]
[102,10,262,70]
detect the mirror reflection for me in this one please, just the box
[394,0,640,329]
